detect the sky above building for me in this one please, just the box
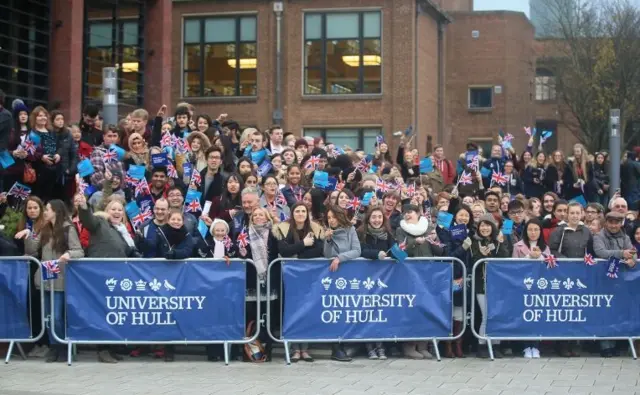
[474,0,530,17]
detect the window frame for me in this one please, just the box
[303,127,382,151]
[468,86,494,111]
[535,68,556,102]
[182,15,258,98]
[303,10,382,96]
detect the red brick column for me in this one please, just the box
[144,0,172,113]
[49,0,84,121]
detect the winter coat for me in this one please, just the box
[199,167,229,204]
[55,128,78,178]
[593,228,634,260]
[193,233,237,259]
[154,226,195,260]
[26,221,84,291]
[511,240,550,259]
[260,195,291,222]
[281,185,307,207]
[395,217,444,258]
[592,163,610,194]
[273,221,324,259]
[397,146,420,181]
[0,106,11,151]
[437,224,473,307]
[323,226,361,262]
[548,223,593,258]
[138,220,162,258]
[78,207,134,258]
[471,229,509,294]
[431,157,456,185]
[544,164,564,196]
[621,160,640,210]
[499,172,523,196]
[562,160,596,201]
[358,229,395,260]
[522,166,546,199]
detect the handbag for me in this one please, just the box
[23,163,36,184]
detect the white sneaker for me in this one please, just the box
[531,347,540,359]
[523,347,532,359]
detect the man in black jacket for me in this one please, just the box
[79,104,103,147]
[199,146,228,204]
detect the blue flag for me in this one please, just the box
[390,241,408,263]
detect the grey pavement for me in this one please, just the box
[1,353,640,395]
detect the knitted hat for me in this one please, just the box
[478,213,497,227]
[12,99,28,116]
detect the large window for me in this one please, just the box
[304,12,381,95]
[468,87,493,109]
[535,68,556,101]
[304,128,381,153]
[183,16,257,97]
[86,21,141,105]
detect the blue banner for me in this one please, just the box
[0,259,31,339]
[65,260,246,341]
[485,260,640,337]
[282,260,453,340]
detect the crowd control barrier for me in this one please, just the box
[471,258,640,360]
[50,258,260,366]
[1,256,46,364]
[266,257,467,364]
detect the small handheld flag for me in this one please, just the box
[544,254,558,269]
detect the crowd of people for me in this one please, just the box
[1,88,640,364]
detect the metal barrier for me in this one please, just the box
[471,258,638,361]
[49,258,261,366]
[1,256,46,364]
[266,257,467,365]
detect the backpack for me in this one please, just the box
[243,320,266,362]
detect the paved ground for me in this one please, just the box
[1,353,639,395]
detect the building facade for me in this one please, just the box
[1,0,578,155]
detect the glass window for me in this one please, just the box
[304,128,382,151]
[469,87,493,109]
[535,68,556,101]
[86,20,140,105]
[304,11,382,95]
[183,16,257,97]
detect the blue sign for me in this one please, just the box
[420,158,433,174]
[313,171,329,188]
[0,150,15,169]
[281,260,453,340]
[128,165,146,180]
[450,224,467,241]
[77,159,95,177]
[0,259,31,339]
[501,219,514,236]
[151,153,169,167]
[485,260,640,338]
[437,212,454,230]
[65,260,246,341]
[570,195,587,207]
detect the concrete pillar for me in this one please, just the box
[49,0,84,121]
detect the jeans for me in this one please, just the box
[477,294,500,346]
[44,291,65,344]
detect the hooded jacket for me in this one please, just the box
[323,226,361,262]
[593,228,634,260]
[548,223,593,258]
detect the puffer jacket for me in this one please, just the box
[548,223,593,258]
[395,217,444,257]
[593,228,634,260]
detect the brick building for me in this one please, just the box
[0,0,575,155]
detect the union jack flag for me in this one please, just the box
[125,174,136,186]
[134,178,150,197]
[503,133,514,143]
[223,235,233,250]
[176,138,190,153]
[335,182,345,191]
[160,132,173,148]
[280,212,289,222]
[166,163,178,179]
[185,199,202,213]
[469,156,480,171]
[237,227,250,248]
[102,149,118,163]
[346,197,361,211]
[131,209,153,227]
[275,191,287,206]
[304,155,321,170]
[584,253,596,266]
[544,254,558,269]
[491,171,508,185]
[22,139,36,155]
[426,235,445,248]
[406,183,416,197]
[355,157,370,172]
[190,171,202,189]
[376,179,390,193]
[41,260,60,280]
[398,238,407,251]
[524,126,532,136]
[77,178,89,195]
[458,171,473,186]
[8,182,31,200]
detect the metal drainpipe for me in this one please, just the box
[414,4,419,152]
[273,3,284,125]
[437,20,445,146]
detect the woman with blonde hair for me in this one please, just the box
[186,131,211,172]
[546,150,567,197]
[564,143,595,201]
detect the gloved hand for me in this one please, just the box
[462,237,472,250]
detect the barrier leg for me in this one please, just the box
[628,339,637,360]
[16,343,27,360]
[487,339,495,361]
[223,342,229,366]
[431,339,441,362]
[4,341,15,364]
[283,341,291,366]
[67,342,73,366]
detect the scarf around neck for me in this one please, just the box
[249,222,271,276]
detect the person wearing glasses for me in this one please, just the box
[199,146,229,203]
[584,203,604,228]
